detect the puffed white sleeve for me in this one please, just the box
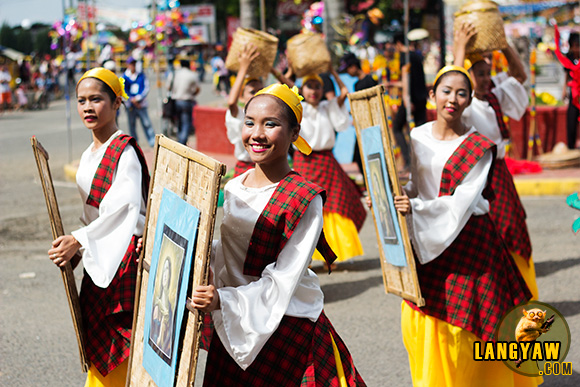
[408,150,492,264]
[211,195,324,370]
[492,73,529,120]
[326,98,352,132]
[71,146,144,288]
[225,108,243,145]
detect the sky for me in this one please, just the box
[0,0,149,27]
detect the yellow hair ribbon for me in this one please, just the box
[78,67,127,99]
[433,65,474,91]
[254,83,311,155]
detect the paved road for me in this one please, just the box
[1,75,579,386]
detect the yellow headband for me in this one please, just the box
[464,53,485,71]
[254,83,312,155]
[77,67,129,100]
[302,73,323,87]
[433,65,474,91]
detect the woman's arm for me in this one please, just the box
[228,43,260,116]
[503,44,527,85]
[329,64,349,107]
[211,195,324,370]
[72,146,145,288]
[452,22,477,68]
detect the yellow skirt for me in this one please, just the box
[84,359,128,387]
[401,302,543,387]
[512,252,539,300]
[312,211,364,262]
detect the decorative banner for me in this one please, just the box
[181,4,216,24]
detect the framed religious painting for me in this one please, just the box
[127,135,227,386]
[30,136,90,372]
[348,85,424,307]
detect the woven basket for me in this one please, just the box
[225,28,279,78]
[454,0,508,54]
[286,32,331,78]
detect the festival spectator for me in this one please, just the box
[0,64,12,111]
[170,59,200,145]
[563,32,580,149]
[338,51,378,175]
[122,57,156,147]
[385,32,428,170]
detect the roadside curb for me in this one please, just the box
[64,161,79,182]
[64,158,580,197]
[514,177,580,196]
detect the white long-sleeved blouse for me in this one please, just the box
[404,123,493,264]
[299,99,351,151]
[462,73,528,158]
[71,130,147,288]
[211,171,324,370]
[225,108,252,163]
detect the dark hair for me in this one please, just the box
[245,94,299,130]
[180,59,190,69]
[76,77,117,103]
[433,70,472,95]
[393,32,405,45]
[569,32,580,47]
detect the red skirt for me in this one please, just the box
[233,160,254,178]
[489,157,532,260]
[203,311,366,386]
[79,236,138,376]
[293,150,366,231]
[406,214,531,342]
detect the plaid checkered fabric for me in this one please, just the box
[406,133,531,342]
[233,160,254,178]
[203,311,365,386]
[80,236,139,376]
[86,134,150,208]
[293,150,367,231]
[244,171,337,276]
[80,134,149,376]
[439,132,496,198]
[489,158,532,260]
[484,92,510,140]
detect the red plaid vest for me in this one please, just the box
[86,134,150,208]
[81,133,150,375]
[244,171,337,276]
[439,132,496,198]
[406,131,531,342]
[484,92,510,140]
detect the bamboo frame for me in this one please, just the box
[348,85,424,306]
[127,135,226,387]
[30,136,90,372]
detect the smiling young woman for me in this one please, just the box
[47,67,149,387]
[189,83,366,386]
[394,66,535,386]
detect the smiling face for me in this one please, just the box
[301,79,323,105]
[242,95,299,168]
[76,78,120,134]
[430,72,472,123]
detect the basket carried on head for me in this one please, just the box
[454,0,508,54]
[225,28,279,78]
[286,32,331,78]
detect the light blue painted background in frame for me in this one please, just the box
[142,188,201,387]
[361,125,407,267]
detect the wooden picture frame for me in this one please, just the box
[348,85,424,307]
[127,135,226,386]
[30,136,90,372]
